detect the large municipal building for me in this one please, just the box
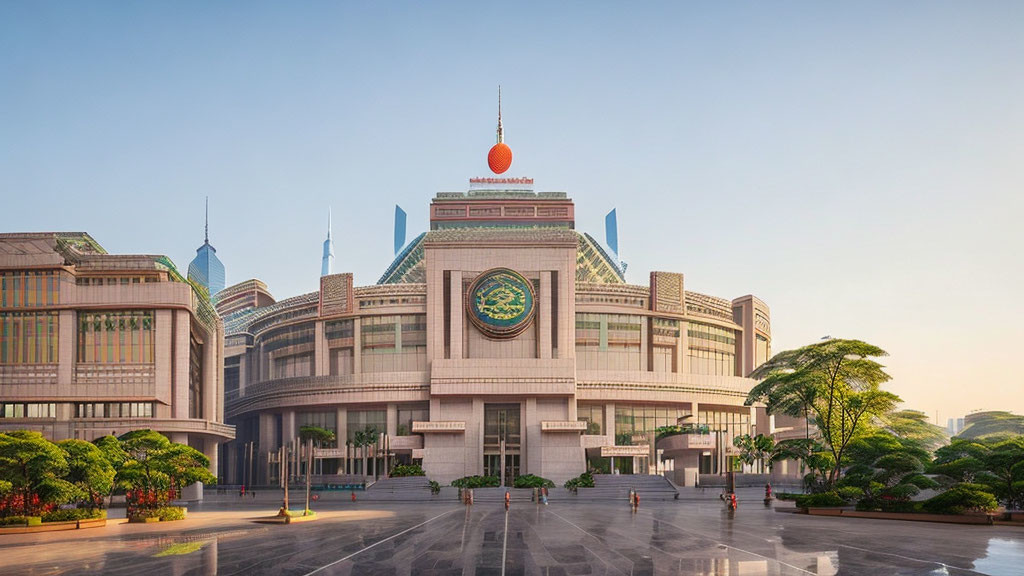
[216,105,773,488]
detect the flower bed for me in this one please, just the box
[128,506,187,523]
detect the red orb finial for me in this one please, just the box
[488,143,512,174]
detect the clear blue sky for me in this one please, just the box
[2,2,1022,421]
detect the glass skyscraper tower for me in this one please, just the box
[188,198,225,298]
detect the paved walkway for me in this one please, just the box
[1,494,1021,575]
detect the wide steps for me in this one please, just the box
[360,476,435,501]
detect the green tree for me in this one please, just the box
[0,431,79,516]
[930,438,990,483]
[733,434,775,473]
[880,409,948,452]
[57,439,115,509]
[840,431,937,511]
[746,339,900,486]
[975,438,1024,510]
[299,426,336,476]
[352,426,378,479]
[115,430,215,515]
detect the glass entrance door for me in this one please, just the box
[483,404,521,486]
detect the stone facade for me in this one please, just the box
[219,186,772,487]
[0,233,233,482]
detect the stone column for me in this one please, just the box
[449,271,463,359]
[259,412,278,451]
[335,407,348,474]
[202,327,217,422]
[204,437,219,479]
[314,321,328,376]
[172,311,190,419]
[539,271,552,359]
[352,319,362,374]
[282,410,297,446]
[604,402,615,445]
[155,310,174,413]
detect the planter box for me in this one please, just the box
[77,518,107,529]
[803,507,994,525]
[805,507,844,516]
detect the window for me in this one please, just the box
[0,270,60,307]
[687,323,736,376]
[74,402,153,418]
[577,404,604,435]
[397,404,429,436]
[360,315,427,372]
[613,404,691,444]
[575,313,642,371]
[1,403,56,418]
[0,311,59,364]
[77,311,154,364]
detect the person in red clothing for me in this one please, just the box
[504,490,510,511]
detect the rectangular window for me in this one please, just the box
[0,311,59,364]
[77,311,154,364]
[0,270,60,308]
[0,403,56,418]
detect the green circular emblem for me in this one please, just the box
[466,268,536,339]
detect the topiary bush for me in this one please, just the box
[451,475,500,489]
[921,483,999,515]
[155,506,187,522]
[513,475,554,489]
[564,472,595,492]
[795,492,846,508]
[41,508,106,522]
[428,480,440,495]
[390,464,426,477]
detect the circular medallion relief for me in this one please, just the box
[466,268,536,339]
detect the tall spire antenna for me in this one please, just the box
[496,85,504,144]
[204,196,209,244]
[327,207,332,240]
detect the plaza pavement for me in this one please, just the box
[0,487,1021,575]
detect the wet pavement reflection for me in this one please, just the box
[1,498,1022,575]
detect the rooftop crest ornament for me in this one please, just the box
[488,86,513,174]
[466,268,535,339]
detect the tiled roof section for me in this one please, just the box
[379,228,626,285]
[423,227,578,245]
[685,291,735,322]
[223,291,319,335]
[378,232,426,284]
[0,232,106,267]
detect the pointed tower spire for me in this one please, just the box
[321,206,335,277]
[496,85,504,144]
[204,196,209,244]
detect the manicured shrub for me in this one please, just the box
[41,508,106,522]
[564,472,595,491]
[513,475,554,489]
[390,464,426,477]
[0,516,41,527]
[451,475,500,489]
[836,486,863,501]
[795,492,846,508]
[155,506,187,522]
[428,481,440,495]
[774,492,801,501]
[921,483,999,515]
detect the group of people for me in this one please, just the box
[239,486,256,499]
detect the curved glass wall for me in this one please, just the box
[575,313,642,371]
[687,323,736,376]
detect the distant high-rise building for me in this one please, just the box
[605,208,618,256]
[394,205,407,255]
[188,197,225,298]
[322,208,335,277]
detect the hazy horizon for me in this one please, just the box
[2,2,1021,424]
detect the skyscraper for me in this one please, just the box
[322,207,335,276]
[188,197,226,298]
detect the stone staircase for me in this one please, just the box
[575,474,678,501]
[359,476,435,501]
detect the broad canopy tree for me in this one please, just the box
[746,339,900,487]
[0,431,79,516]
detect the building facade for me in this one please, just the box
[219,182,772,487]
[0,233,233,480]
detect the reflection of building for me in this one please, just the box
[0,233,233,481]
[188,198,226,298]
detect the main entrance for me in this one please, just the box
[483,403,520,486]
